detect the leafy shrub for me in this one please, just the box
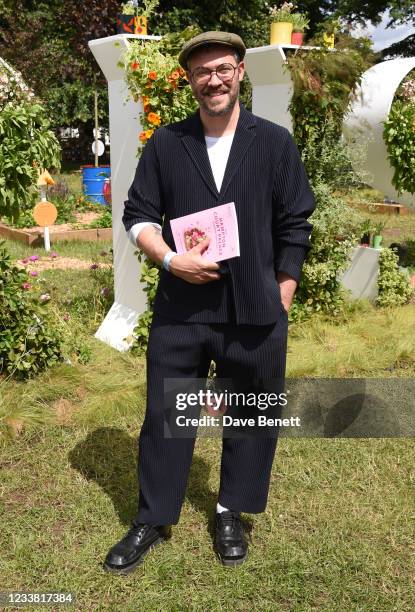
[291,181,361,321]
[86,208,112,229]
[0,101,61,222]
[130,255,160,356]
[383,69,415,195]
[376,247,413,307]
[0,241,63,378]
[287,37,374,150]
[0,56,35,108]
[383,100,415,195]
[300,116,369,191]
[400,240,415,268]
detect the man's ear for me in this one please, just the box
[238,61,245,82]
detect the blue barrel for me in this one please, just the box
[81,165,111,205]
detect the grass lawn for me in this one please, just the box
[1,235,414,611]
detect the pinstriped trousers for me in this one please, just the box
[136,309,288,525]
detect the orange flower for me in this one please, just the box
[169,70,180,81]
[131,61,140,70]
[145,129,154,139]
[142,95,150,105]
[148,71,157,80]
[148,112,161,126]
[139,131,147,143]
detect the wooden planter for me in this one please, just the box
[0,223,112,246]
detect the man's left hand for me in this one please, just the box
[277,272,297,313]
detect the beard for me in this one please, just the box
[195,81,240,117]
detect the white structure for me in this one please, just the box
[244,44,316,130]
[343,57,415,209]
[89,35,308,350]
[341,247,380,301]
[89,34,160,351]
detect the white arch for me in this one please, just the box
[343,57,415,208]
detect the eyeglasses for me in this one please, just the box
[190,63,239,86]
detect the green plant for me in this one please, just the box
[120,1,136,15]
[299,115,369,191]
[0,56,36,108]
[376,247,414,307]
[0,241,63,378]
[291,12,309,33]
[287,39,374,151]
[316,17,341,36]
[86,209,112,228]
[120,25,199,152]
[130,254,160,355]
[383,100,415,195]
[373,221,386,236]
[140,0,159,18]
[0,101,61,222]
[400,239,415,267]
[269,2,295,23]
[291,180,362,321]
[359,218,373,243]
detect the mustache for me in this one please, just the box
[201,85,230,95]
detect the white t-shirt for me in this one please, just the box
[129,132,235,246]
[204,132,235,192]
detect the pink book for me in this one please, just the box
[170,202,240,262]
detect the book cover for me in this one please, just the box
[170,202,240,262]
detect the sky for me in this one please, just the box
[352,9,414,51]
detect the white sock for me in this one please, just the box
[216,502,230,514]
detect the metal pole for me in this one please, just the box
[94,89,99,168]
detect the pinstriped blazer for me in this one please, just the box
[122,105,315,325]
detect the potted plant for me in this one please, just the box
[359,218,372,247]
[290,12,309,46]
[269,2,295,46]
[320,17,340,49]
[116,0,156,35]
[373,221,385,249]
[117,1,138,35]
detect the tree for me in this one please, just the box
[1,0,413,161]
[382,34,415,58]
[0,0,117,161]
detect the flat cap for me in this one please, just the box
[179,31,246,69]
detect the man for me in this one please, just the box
[104,31,315,573]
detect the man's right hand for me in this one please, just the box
[169,237,221,284]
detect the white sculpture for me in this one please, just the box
[343,57,415,208]
[89,34,160,351]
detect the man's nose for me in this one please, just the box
[207,70,222,85]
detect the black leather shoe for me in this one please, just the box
[104,520,172,574]
[214,511,248,566]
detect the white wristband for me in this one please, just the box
[163,251,177,271]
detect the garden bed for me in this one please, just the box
[0,212,112,246]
